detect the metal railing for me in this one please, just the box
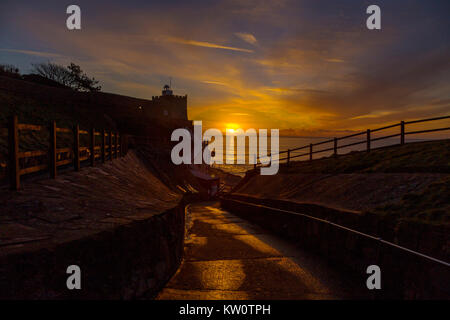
[225,197,450,267]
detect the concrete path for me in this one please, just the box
[157,202,364,300]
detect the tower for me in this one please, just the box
[162,84,173,96]
[150,83,188,120]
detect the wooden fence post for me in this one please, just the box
[109,131,113,161]
[400,121,405,145]
[120,135,124,158]
[334,137,338,156]
[119,134,123,157]
[90,128,95,167]
[101,129,105,163]
[73,124,80,171]
[309,143,313,161]
[122,134,126,155]
[8,115,20,190]
[287,149,290,166]
[49,120,57,178]
[115,131,119,159]
[367,129,371,152]
[120,134,123,157]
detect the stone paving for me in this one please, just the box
[158,202,365,299]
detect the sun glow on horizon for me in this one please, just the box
[225,123,240,131]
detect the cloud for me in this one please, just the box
[166,37,253,53]
[324,58,345,63]
[0,48,62,58]
[279,47,450,128]
[3,0,449,134]
[350,111,396,120]
[202,80,229,86]
[234,32,257,45]
[231,113,250,116]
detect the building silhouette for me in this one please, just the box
[149,84,187,120]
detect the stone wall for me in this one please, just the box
[0,76,188,136]
[0,203,186,299]
[0,151,188,299]
[221,194,450,299]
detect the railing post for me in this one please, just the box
[115,131,119,159]
[73,124,80,171]
[8,115,20,190]
[367,129,371,152]
[333,137,338,157]
[287,149,290,167]
[90,128,95,167]
[400,121,405,145]
[49,120,57,178]
[109,131,113,161]
[101,129,106,163]
[119,134,123,157]
[121,134,125,156]
[309,143,313,161]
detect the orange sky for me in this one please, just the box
[1,0,449,136]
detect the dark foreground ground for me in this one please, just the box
[157,202,368,300]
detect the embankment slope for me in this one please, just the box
[0,150,185,299]
[228,140,449,261]
[235,140,449,224]
[222,140,450,298]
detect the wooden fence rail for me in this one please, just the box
[7,115,128,190]
[254,115,450,169]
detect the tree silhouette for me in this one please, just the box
[67,63,101,92]
[31,62,72,86]
[31,62,101,92]
[0,64,20,78]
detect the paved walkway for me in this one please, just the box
[157,202,363,299]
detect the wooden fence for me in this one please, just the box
[255,115,450,168]
[7,115,127,190]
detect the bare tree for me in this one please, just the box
[30,62,101,92]
[67,63,101,92]
[0,64,20,78]
[31,62,73,87]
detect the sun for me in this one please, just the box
[225,123,240,132]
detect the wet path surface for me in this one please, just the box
[157,201,364,299]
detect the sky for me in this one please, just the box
[1,0,449,135]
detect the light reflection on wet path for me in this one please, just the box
[157,201,363,299]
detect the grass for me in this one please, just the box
[277,140,450,225]
[282,139,450,174]
[371,175,450,225]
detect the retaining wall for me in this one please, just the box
[221,194,450,299]
[0,203,186,299]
